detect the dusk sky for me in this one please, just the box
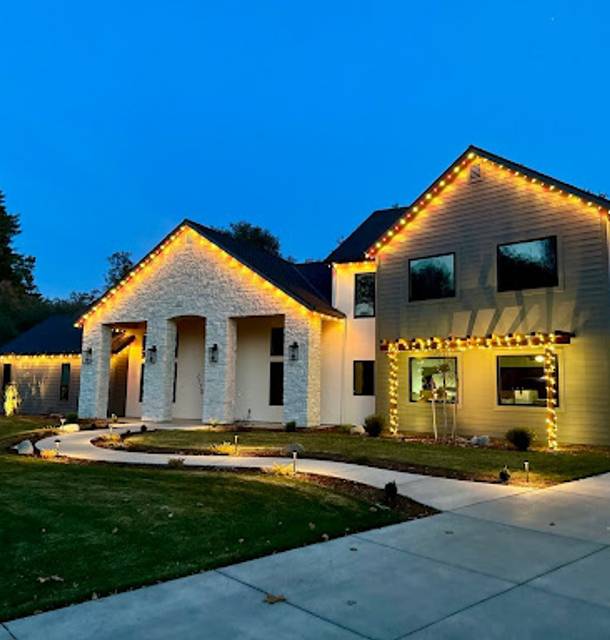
[1,1,609,297]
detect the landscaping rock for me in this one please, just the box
[470,435,490,447]
[350,425,366,435]
[13,439,34,455]
[59,423,80,433]
[283,442,305,455]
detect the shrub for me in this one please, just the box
[40,448,58,459]
[266,463,293,476]
[363,414,384,438]
[65,412,78,423]
[101,433,122,445]
[208,442,234,455]
[506,428,534,452]
[167,457,185,468]
[140,424,148,433]
[285,421,297,432]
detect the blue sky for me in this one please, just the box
[1,1,609,297]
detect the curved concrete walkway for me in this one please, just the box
[36,425,530,511]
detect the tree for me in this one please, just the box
[105,251,134,289]
[226,221,281,256]
[0,191,36,294]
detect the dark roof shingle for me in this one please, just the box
[0,315,82,356]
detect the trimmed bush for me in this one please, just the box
[363,414,384,438]
[167,457,185,468]
[506,428,534,452]
[285,421,297,433]
[65,412,78,423]
[384,481,398,506]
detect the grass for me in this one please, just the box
[0,417,428,622]
[123,428,610,487]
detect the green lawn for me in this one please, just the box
[124,428,610,487]
[0,418,424,622]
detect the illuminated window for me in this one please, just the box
[59,363,71,401]
[409,357,458,403]
[497,236,558,292]
[354,273,375,317]
[497,355,558,407]
[269,361,283,406]
[270,327,284,356]
[409,253,455,302]
[353,361,374,396]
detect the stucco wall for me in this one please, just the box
[1,357,81,415]
[172,317,205,420]
[376,159,610,445]
[79,228,322,426]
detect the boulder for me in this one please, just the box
[59,423,80,433]
[350,425,366,436]
[283,443,305,455]
[470,435,490,447]
[13,439,34,455]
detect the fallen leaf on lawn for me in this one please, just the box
[91,593,98,600]
[308,522,316,530]
[37,575,64,584]
[112,527,118,534]
[168,513,173,518]
[264,593,286,605]
[321,533,329,541]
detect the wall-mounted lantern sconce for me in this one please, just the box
[146,345,158,364]
[208,343,219,363]
[82,347,93,365]
[288,341,299,361]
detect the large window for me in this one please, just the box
[2,363,11,392]
[354,273,375,317]
[270,327,284,356]
[409,357,458,403]
[59,363,71,401]
[497,355,557,407]
[409,253,455,302]
[353,361,374,396]
[497,236,558,292]
[269,361,284,406]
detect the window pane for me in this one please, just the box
[497,236,558,292]
[269,361,284,406]
[354,273,375,317]
[409,357,458,403]
[270,327,284,356]
[497,355,557,406]
[353,361,374,396]
[409,254,455,301]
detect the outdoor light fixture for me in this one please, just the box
[288,341,299,361]
[208,343,219,363]
[146,345,158,364]
[82,347,93,365]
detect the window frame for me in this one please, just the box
[408,356,459,403]
[496,354,559,408]
[408,252,456,303]
[496,235,559,293]
[354,272,376,318]
[353,360,375,396]
[59,363,71,401]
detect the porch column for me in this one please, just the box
[202,318,237,424]
[78,323,112,419]
[284,313,321,427]
[141,319,177,422]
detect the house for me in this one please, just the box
[2,145,610,445]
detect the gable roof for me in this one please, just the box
[365,145,610,258]
[293,261,333,304]
[325,207,407,263]
[0,315,82,356]
[78,220,344,326]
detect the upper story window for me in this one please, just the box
[409,253,455,302]
[497,236,558,292]
[354,273,375,317]
[270,327,284,356]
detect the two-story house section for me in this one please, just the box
[371,146,610,447]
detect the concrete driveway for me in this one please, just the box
[4,470,610,640]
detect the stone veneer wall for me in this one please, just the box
[79,228,323,426]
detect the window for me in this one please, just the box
[409,253,455,302]
[139,363,145,403]
[497,236,558,292]
[172,361,178,403]
[497,355,558,407]
[354,273,375,317]
[270,327,284,356]
[409,357,458,403]
[59,363,71,401]
[269,361,284,406]
[2,363,12,391]
[353,361,374,396]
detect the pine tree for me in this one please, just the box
[0,191,36,294]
